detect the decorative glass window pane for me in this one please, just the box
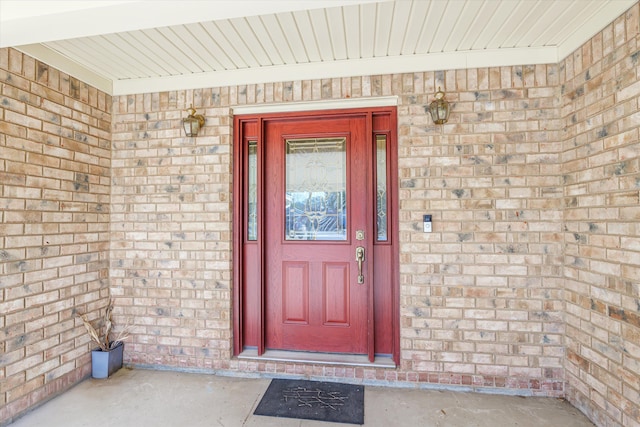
[376,135,388,241]
[247,141,258,241]
[285,138,347,241]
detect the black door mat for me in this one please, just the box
[254,379,365,425]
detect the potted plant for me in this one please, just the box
[77,298,129,379]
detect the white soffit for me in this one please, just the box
[1,1,379,46]
[2,0,637,96]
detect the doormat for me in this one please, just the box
[254,379,365,425]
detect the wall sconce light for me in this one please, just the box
[182,105,205,137]
[429,87,450,125]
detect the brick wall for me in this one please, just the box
[109,91,233,369]
[0,48,112,424]
[397,66,566,392]
[110,70,566,393]
[562,5,640,427]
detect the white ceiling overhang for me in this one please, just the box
[1,0,636,96]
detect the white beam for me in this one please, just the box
[113,47,559,96]
[15,44,113,94]
[232,96,398,115]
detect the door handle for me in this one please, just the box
[356,246,365,284]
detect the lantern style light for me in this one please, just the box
[182,105,205,137]
[429,87,450,125]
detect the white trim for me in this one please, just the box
[15,44,559,97]
[113,47,558,96]
[15,44,113,94]
[465,47,558,69]
[231,96,398,116]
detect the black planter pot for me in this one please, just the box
[91,342,124,379]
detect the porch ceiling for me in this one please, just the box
[1,0,636,96]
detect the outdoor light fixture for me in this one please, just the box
[429,87,450,125]
[182,105,205,137]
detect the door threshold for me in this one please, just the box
[238,349,396,368]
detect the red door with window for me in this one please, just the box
[264,116,370,354]
[233,107,398,364]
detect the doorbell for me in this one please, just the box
[423,215,432,233]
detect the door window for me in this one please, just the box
[375,134,388,242]
[285,137,347,241]
[247,140,258,241]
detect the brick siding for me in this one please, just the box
[562,6,640,427]
[0,49,112,424]
[110,66,567,393]
[1,3,639,427]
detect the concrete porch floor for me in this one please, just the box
[8,368,594,427]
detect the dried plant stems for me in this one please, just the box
[79,313,108,351]
[77,298,129,352]
[104,302,113,350]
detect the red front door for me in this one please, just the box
[233,106,399,364]
[264,116,371,355]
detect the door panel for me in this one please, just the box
[265,116,369,355]
[323,262,350,325]
[282,261,309,324]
